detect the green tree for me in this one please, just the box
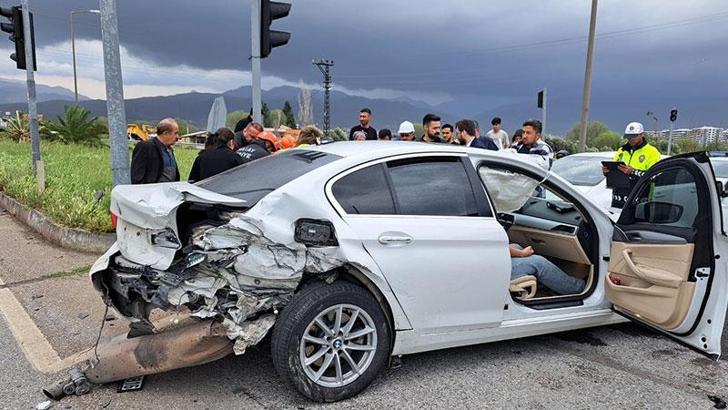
[282,100,296,128]
[565,121,610,147]
[261,102,271,127]
[266,109,285,129]
[0,112,30,142]
[545,137,577,154]
[329,127,348,141]
[44,105,107,145]
[675,138,701,154]
[590,131,622,151]
[226,110,250,129]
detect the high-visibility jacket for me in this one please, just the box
[613,140,661,178]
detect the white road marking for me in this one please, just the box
[0,276,92,374]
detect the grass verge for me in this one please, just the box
[0,139,197,232]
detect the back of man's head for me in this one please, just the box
[456,119,476,137]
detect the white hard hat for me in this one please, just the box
[398,121,415,134]
[624,121,644,136]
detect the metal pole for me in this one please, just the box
[99,0,129,186]
[541,87,547,136]
[70,12,78,104]
[250,0,262,123]
[313,59,334,135]
[578,0,598,152]
[667,119,675,156]
[20,0,40,176]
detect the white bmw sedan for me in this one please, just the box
[90,142,728,402]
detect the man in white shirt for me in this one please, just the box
[486,117,509,149]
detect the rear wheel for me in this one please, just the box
[271,281,390,402]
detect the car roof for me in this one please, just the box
[307,140,474,158]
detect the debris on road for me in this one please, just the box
[709,395,727,409]
[117,376,145,393]
[35,400,52,410]
[77,312,89,320]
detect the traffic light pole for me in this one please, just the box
[99,0,130,186]
[667,120,675,156]
[250,0,262,123]
[540,87,547,136]
[20,0,41,183]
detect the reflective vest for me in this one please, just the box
[613,140,661,177]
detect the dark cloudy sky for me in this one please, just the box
[0,0,726,132]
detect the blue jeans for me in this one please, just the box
[511,255,585,295]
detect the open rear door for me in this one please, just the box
[606,152,728,359]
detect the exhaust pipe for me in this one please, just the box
[85,320,233,384]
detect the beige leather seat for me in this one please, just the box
[510,275,537,300]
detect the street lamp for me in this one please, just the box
[69,9,100,103]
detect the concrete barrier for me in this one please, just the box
[0,192,115,254]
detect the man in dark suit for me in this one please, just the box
[130,118,181,184]
[455,119,498,150]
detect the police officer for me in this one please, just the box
[603,121,661,207]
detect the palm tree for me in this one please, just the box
[0,111,30,142]
[44,105,107,145]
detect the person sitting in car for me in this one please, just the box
[510,244,585,295]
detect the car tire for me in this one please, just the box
[271,280,390,402]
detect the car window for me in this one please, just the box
[479,167,540,212]
[197,150,341,204]
[711,160,728,179]
[550,156,607,186]
[630,167,699,229]
[387,157,480,217]
[331,164,395,214]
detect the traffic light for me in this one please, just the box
[537,90,544,108]
[260,0,290,58]
[0,5,36,70]
[670,108,678,123]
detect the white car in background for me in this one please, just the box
[549,151,619,215]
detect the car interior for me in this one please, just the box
[477,164,599,306]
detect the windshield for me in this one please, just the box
[711,160,728,178]
[197,149,341,204]
[551,155,608,186]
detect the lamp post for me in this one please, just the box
[69,9,100,103]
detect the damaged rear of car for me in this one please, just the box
[87,149,394,402]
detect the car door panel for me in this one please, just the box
[606,153,728,357]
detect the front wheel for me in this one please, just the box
[271,281,390,402]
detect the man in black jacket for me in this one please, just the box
[455,119,498,150]
[130,118,180,184]
[188,128,243,182]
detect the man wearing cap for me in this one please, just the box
[398,121,417,141]
[603,121,661,207]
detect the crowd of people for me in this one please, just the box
[129,116,324,184]
[127,109,661,298]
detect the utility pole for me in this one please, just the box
[250,0,262,123]
[578,0,598,152]
[313,59,334,134]
[19,0,41,186]
[70,9,100,104]
[99,0,129,186]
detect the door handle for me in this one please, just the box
[621,249,681,288]
[378,234,413,246]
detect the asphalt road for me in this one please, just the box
[2,210,728,408]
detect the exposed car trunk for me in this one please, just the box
[92,181,346,356]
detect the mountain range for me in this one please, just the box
[0,79,725,136]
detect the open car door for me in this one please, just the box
[606,152,728,359]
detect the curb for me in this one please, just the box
[0,192,115,254]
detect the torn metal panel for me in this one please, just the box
[223,314,276,355]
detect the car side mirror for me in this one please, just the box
[634,201,683,224]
